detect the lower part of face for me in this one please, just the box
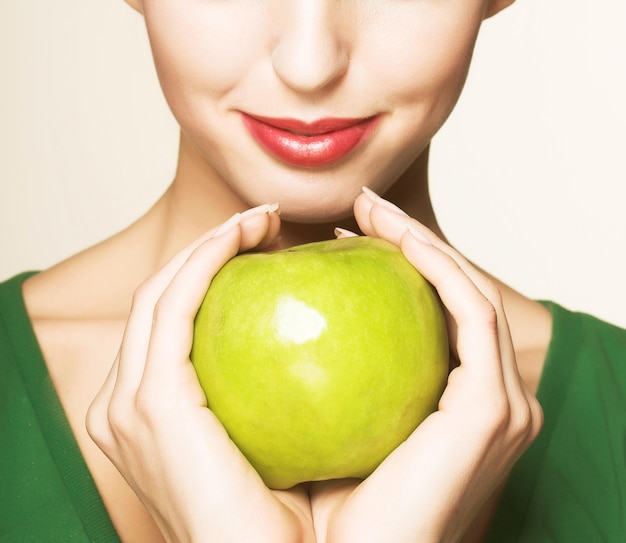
[142,1,486,222]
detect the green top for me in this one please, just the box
[0,272,121,543]
[486,300,626,541]
[1,272,625,542]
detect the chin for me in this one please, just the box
[279,190,361,225]
[230,173,361,224]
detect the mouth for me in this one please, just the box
[241,113,380,168]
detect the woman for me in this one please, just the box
[1,1,624,541]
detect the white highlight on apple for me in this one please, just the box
[275,296,327,345]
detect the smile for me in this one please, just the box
[241,113,380,168]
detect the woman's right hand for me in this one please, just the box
[86,204,315,543]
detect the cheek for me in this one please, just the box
[143,3,267,121]
[363,5,483,116]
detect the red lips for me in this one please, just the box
[241,113,380,168]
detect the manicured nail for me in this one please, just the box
[334,227,359,238]
[211,213,242,238]
[240,203,280,220]
[361,187,408,216]
[407,225,432,245]
[267,202,280,215]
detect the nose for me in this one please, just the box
[271,1,350,94]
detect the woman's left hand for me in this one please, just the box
[307,188,543,543]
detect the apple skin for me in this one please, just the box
[191,236,448,489]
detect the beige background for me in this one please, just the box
[1,0,625,327]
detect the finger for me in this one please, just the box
[86,355,120,449]
[354,189,437,248]
[115,204,279,397]
[356,189,525,394]
[113,212,243,398]
[309,478,360,539]
[141,225,243,393]
[127,202,276,319]
[356,187,504,325]
[400,227,537,441]
[356,190,500,376]
[399,228,505,389]
[239,203,281,251]
[143,201,283,389]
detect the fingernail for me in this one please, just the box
[211,213,242,238]
[267,202,280,215]
[334,227,359,238]
[361,187,408,216]
[240,203,280,220]
[407,225,432,245]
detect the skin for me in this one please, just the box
[20,0,552,541]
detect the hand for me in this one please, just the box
[86,204,315,543]
[308,189,543,543]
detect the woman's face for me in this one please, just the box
[138,0,491,222]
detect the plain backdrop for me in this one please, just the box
[1,0,625,327]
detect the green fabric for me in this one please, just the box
[486,301,626,542]
[0,272,121,543]
[1,272,625,542]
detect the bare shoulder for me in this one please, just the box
[23,237,143,322]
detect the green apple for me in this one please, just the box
[191,236,448,489]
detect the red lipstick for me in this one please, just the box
[241,113,379,168]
